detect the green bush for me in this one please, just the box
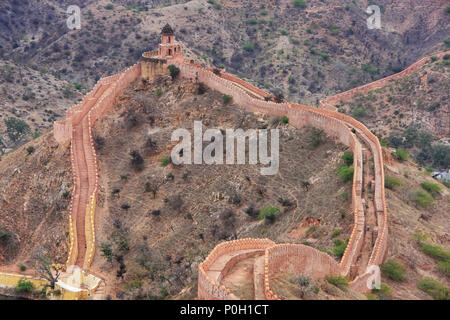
[351,107,366,118]
[385,176,402,190]
[338,165,354,182]
[15,278,34,293]
[258,206,280,223]
[444,39,450,48]
[410,189,434,208]
[241,43,254,52]
[306,127,325,147]
[4,117,30,142]
[417,241,450,262]
[437,260,450,277]
[332,238,348,258]
[18,264,27,272]
[223,95,233,105]
[326,275,348,290]
[331,229,341,238]
[280,116,289,124]
[420,182,442,198]
[168,65,180,79]
[417,277,449,300]
[381,259,407,281]
[160,156,170,167]
[321,53,330,61]
[105,4,114,10]
[393,149,408,161]
[371,283,392,300]
[26,146,35,155]
[341,152,353,166]
[292,0,307,8]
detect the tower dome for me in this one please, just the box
[161,23,174,35]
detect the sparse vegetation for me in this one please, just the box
[292,0,307,9]
[332,238,348,258]
[338,165,354,182]
[223,94,233,105]
[15,278,34,293]
[381,259,407,281]
[417,277,449,300]
[168,65,180,79]
[384,176,402,190]
[326,275,348,290]
[420,182,442,198]
[410,189,434,208]
[258,205,280,223]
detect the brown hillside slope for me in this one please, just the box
[0,132,70,266]
[89,77,354,299]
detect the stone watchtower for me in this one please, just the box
[158,23,183,59]
[141,24,183,81]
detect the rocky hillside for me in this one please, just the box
[0,131,71,267]
[1,0,449,105]
[89,76,353,299]
[1,0,448,154]
[337,54,449,170]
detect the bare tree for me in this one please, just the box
[32,248,61,290]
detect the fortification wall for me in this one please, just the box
[264,244,340,299]
[54,63,141,269]
[197,238,275,300]
[176,60,371,279]
[320,51,450,110]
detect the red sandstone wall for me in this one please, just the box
[320,51,450,110]
[54,63,141,269]
[197,238,275,300]
[175,60,372,278]
[264,244,340,299]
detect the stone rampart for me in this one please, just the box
[320,51,450,110]
[264,244,341,299]
[197,238,275,300]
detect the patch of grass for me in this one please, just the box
[331,229,341,238]
[371,283,392,300]
[385,176,402,190]
[292,0,307,9]
[417,277,449,300]
[338,165,354,182]
[105,4,114,10]
[258,206,280,223]
[160,156,170,167]
[420,182,442,198]
[326,275,348,290]
[341,152,353,166]
[393,148,408,161]
[15,278,34,293]
[280,116,289,124]
[417,241,450,262]
[223,94,233,105]
[381,259,407,281]
[332,238,348,258]
[410,189,434,208]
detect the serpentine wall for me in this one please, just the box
[172,58,389,298]
[54,63,141,270]
[320,51,450,110]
